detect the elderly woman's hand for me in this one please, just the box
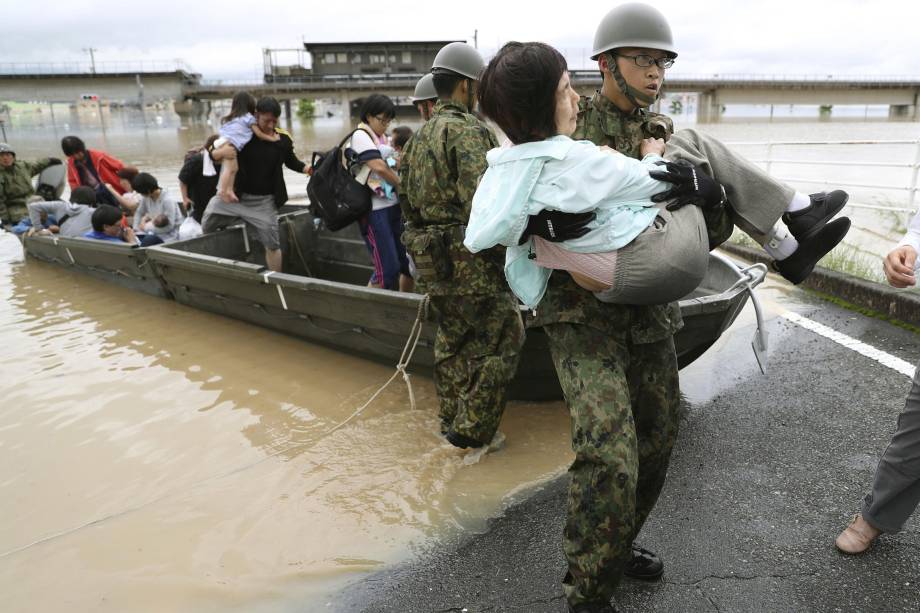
[640,138,666,158]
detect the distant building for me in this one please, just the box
[303,41,464,77]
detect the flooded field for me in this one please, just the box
[1,107,918,611]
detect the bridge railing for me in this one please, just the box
[726,138,920,213]
[0,60,196,75]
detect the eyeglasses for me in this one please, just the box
[373,115,394,126]
[616,53,675,70]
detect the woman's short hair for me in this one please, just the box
[132,172,160,195]
[359,94,396,123]
[116,167,138,182]
[61,135,86,156]
[478,42,569,144]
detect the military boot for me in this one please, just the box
[623,544,664,580]
[564,600,619,613]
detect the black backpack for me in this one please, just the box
[307,129,372,231]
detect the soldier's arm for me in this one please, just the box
[397,137,422,226]
[453,124,496,220]
[24,158,56,177]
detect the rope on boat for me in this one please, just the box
[324,293,430,435]
[283,217,313,277]
[0,294,432,561]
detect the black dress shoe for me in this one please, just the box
[623,544,664,580]
[782,190,849,241]
[445,429,485,449]
[773,216,851,285]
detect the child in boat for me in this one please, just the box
[213,91,279,203]
[464,42,850,308]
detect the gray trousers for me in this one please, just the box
[862,365,920,533]
[593,129,794,304]
[668,129,793,243]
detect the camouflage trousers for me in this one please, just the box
[0,202,27,227]
[544,322,680,607]
[429,293,525,444]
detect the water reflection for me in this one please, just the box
[0,255,571,612]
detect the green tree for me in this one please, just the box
[297,99,315,120]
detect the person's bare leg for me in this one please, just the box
[399,273,415,293]
[213,144,239,203]
[265,248,282,272]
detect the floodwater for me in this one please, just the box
[0,107,918,611]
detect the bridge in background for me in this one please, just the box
[2,61,919,123]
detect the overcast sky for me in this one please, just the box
[3,0,919,81]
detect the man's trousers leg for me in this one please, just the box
[545,323,680,606]
[862,365,920,532]
[668,129,794,244]
[429,293,525,444]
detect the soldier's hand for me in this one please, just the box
[884,245,917,288]
[518,209,596,245]
[649,160,725,211]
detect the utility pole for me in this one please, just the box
[83,47,97,74]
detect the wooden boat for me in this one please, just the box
[22,206,765,400]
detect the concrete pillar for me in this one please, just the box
[173,98,210,126]
[697,90,721,123]
[889,104,917,120]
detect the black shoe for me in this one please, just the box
[565,601,619,613]
[773,216,851,285]
[782,190,849,241]
[623,544,664,580]
[445,429,485,449]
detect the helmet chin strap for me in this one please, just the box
[608,53,658,109]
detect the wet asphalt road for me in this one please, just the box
[334,274,920,613]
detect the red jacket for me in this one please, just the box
[67,149,126,194]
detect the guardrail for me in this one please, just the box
[725,139,920,213]
[0,61,196,75]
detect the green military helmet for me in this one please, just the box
[590,2,678,60]
[431,42,485,80]
[0,142,14,156]
[411,73,438,102]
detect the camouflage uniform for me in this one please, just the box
[0,158,55,226]
[400,99,524,444]
[535,93,689,607]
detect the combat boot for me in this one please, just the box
[445,429,485,449]
[623,544,664,580]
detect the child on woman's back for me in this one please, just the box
[213,91,279,202]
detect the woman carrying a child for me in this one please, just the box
[348,94,413,292]
[213,91,279,203]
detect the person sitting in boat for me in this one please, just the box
[131,173,182,246]
[61,136,137,209]
[9,196,58,236]
[26,186,99,238]
[0,142,63,228]
[82,204,139,245]
[103,167,142,224]
[464,42,852,309]
[212,91,281,204]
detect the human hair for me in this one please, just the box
[432,72,465,99]
[391,126,413,150]
[222,91,257,124]
[478,42,569,145]
[70,186,97,206]
[91,204,122,231]
[61,135,86,157]
[255,96,283,117]
[132,172,160,195]
[359,94,396,123]
[116,167,138,182]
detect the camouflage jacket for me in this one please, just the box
[531,92,683,343]
[0,158,54,213]
[399,100,506,296]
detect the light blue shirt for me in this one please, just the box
[464,135,669,308]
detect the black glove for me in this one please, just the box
[518,209,596,245]
[47,157,62,165]
[648,160,725,211]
